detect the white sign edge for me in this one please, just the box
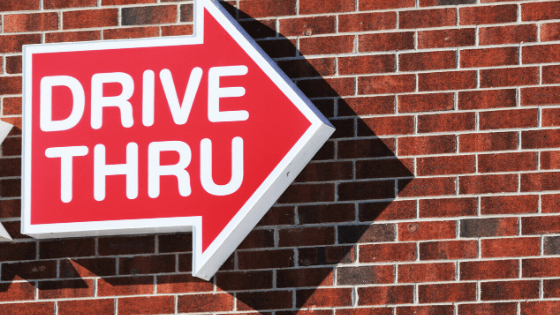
[21,0,335,281]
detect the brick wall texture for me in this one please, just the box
[2,0,560,314]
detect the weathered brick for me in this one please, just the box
[418,28,475,49]
[356,158,414,179]
[63,9,118,29]
[481,237,540,258]
[178,293,234,313]
[418,112,475,133]
[521,86,560,106]
[398,263,455,283]
[460,218,518,238]
[399,8,456,29]
[97,276,153,297]
[45,0,96,9]
[103,27,158,40]
[0,0,39,11]
[238,249,294,270]
[543,194,560,213]
[358,74,415,95]
[299,0,354,14]
[4,13,58,33]
[460,5,517,25]
[0,34,41,53]
[522,301,560,315]
[398,221,456,241]
[522,1,560,22]
[238,0,296,17]
[296,288,352,308]
[481,195,538,215]
[337,265,394,285]
[459,132,518,152]
[38,279,94,299]
[522,216,560,235]
[460,174,518,194]
[339,12,396,32]
[420,240,477,260]
[419,282,476,303]
[399,51,456,72]
[338,224,395,244]
[359,243,416,263]
[417,155,475,176]
[459,89,516,110]
[480,24,537,45]
[478,152,537,173]
[358,286,413,306]
[338,180,396,201]
[359,32,415,52]
[398,135,456,156]
[279,16,335,37]
[481,280,539,300]
[419,70,477,91]
[338,96,394,116]
[360,0,415,10]
[461,47,518,68]
[300,35,354,55]
[419,198,477,218]
[359,200,417,222]
[461,260,519,280]
[358,116,414,136]
[481,67,539,88]
[339,55,395,75]
[398,93,454,113]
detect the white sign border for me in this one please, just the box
[22,0,335,280]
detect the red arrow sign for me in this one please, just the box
[22,0,334,279]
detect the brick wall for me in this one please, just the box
[1,0,560,314]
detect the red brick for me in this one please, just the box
[360,0,415,10]
[45,0,96,9]
[418,112,475,133]
[119,255,175,275]
[258,206,294,226]
[523,44,560,64]
[279,227,334,247]
[544,279,560,297]
[4,13,58,33]
[178,293,234,313]
[279,16,335,37]
[299,0,354,14]
[478,152,537,173]
[330,119,355,138]
[459,132,518,152]
[481,67,539,88]
[417,155,475,176]
[420,0,475,5]
[339,180,396,201]
[397,306,454,315]
[0,158,21,177]
[398,263,455,283]
[420,240,477,260]
[98,276,153,296]
[103,0,155,4]
[460,174,518,194]
[358,286,414,306]
[543,194,560,213]
[419,70,477,91]
[461,47,518,68]
[0,34,41,53]
[157,274,212,294]
[238,249,294,270]
[543,65,560,84]
[359,32,415,52]
[58,299,115,315]
[0,178,21,197]
[522,301,560,315]
[522,216,560,235]
[0,241,35,262]
[98,236,154,256]
[339,12,396,32]
[398,135,456,155]
[103,27,158,40]
[541,22,560,41]
[46,31,100,43]
[298,246,355,266]
[399,177,457,198]
[521,86,560,106]
[481,280,539,300]
[338,224,395,244]
[459,89,516,110]
[297,288,352,308]
[0,0,39,11]
[356,158,414,179]
[359,200,417,222]
[298,204,354,224]
[339,55,395,75]
[39,238,95,259]
[482,237,540,258]
[460,303,517,315]
[419,198,477,218]
[398,93,454,113]
[480,24,537,45]
[359,116,414,136]
[5,56,21,75]
[358,74,415,95]
[0,282,35,302]
[522,172,560,192]
[161,25,193,37]
[298,78,354,97]
[238,0,295,17]
[460,5,517,25]
[481,108,538,130]
[2,260,56,281]
[523,257,560,277]
[240,19,275,39]
[524,129,560,149]
[481,195,538,215]
[277,268,333,288]
[418,28,475,49]
[399,51,456,72]
[178,253,192,272]
[3,97,22,115]
[1,302,54,314]
[399,221,456,241]
[301,35,356,56]
[461,259,518,280]
[542,151,560,170]
[118,296,174,315]
[296,161,352,182]
[278,58,335,79]
[339,96,394,116]
[157,233,191,253]
[59,258,116,278]
[522,1,560,21]
[121,5,175,25]
[238,229,274,250]
[38,279,94,299]
[237,290,293,311]
[359,243,416,263]
[0,77,22,96]
[419,282,476,303]
[63,9,118,29]
[399,8,456,29]
[278,183,334,203]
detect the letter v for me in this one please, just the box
[160,67,203,125]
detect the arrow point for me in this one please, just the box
[0,120,14,242]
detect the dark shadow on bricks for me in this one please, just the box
[215,3,414,313]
